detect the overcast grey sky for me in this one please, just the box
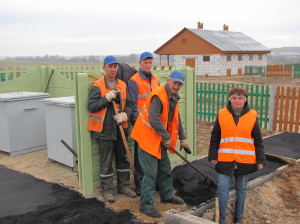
[1,0,299,57]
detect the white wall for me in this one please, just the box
[174,54,268,76]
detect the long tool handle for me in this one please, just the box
[112,101,135,173]
[61,139,79,181]
[61,139,78,158]
[45,69,54,93]
[169,146,217,186]
[215,197,220,223]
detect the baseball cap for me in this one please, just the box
[169,70,185,84]
[140,52,153,61]
[104,55,118,65]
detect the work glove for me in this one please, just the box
[180,139,191,154]
[105,90,117,102]
[113,112,128,125]
[161,139,171,149]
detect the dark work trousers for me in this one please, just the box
[133,140,144,190]
[138,146,174,209]
[98,136,131,194]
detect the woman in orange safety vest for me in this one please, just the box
[208,87,266,224]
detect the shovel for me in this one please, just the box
[112,100,135,173]
[169,146,218,186]
[61,139,79,181]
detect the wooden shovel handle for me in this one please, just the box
[169,146,218,186]
[112,101,135,173]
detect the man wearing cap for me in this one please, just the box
[131,70,191,218]
[88,55,137,203]
[128,51,160,195]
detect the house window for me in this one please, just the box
[249,54,253,61]
[182,39,186,44]
[227,55,231,62]
[259,54,263,60]
[203,56,210,62]
[238,55,242,61]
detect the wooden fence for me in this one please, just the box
[245,64,300,78]
[266,64,293,77]
[272,86,300,132]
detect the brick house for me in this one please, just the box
[154,22,271,76]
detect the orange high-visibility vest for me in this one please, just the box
[88,77,128,133]
[131,85,179,159]
[218,108,257,164]
[129,72,159,113]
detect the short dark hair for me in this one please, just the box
[229,87,248,98]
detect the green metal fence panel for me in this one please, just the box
[0,66,29,83]
[196,82,269,129]
[0,66,46,93]
[245,65,266,76]
[294,65,300,78]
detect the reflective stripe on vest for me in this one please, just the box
[129,72,159,111]
[218,148,256,156]
[217,108,257,164]
[131,85,179,159]
[139,105,152,128]
[220,137,254,144]
[88,77,128,132]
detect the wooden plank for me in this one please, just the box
[278,87,285,132]
[265,153,296,165]
[283,87,290,131]
[295,88,300,133]
[289,87,296,132]
[273,86,280,132]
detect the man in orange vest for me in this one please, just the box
[131,70,191,218]
[88,55,136,203]
[128,52,160,195]
[208,87,266,224]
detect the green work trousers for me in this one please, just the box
[138,146,174,209]
[98,138,130,194]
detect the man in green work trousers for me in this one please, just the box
[131,70,191,218]
[88,55,136,203]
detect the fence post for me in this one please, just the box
[292,65,294,78]
[264,65,267,77]
[268,85,277,132]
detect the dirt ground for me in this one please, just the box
[0,75,299,224]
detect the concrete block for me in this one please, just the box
[164,209,217,224]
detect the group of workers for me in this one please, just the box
[88,52,189,218]
[88,52,266,224]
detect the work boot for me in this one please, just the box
[234,217,243,224]
[139,208,161,218]
[118,187,137,198]
[135,185,141,196]
[103,193,115,203]
[161,196,184,205]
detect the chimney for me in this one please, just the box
[198,21,203,29]
[223,24,229,31]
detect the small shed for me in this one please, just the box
[154,22,271,76]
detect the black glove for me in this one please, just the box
[180,139,191,154]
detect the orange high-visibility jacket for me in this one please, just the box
[218,108,257,164]
[88,77,128,133]
[129,72,159,112]
[131,85,179,159]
